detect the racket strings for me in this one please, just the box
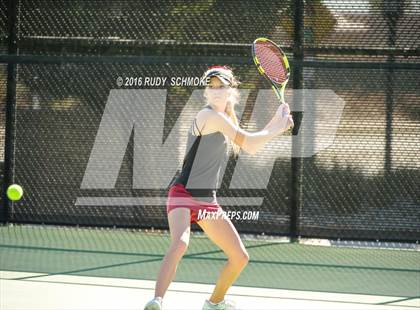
[255,42,288,84]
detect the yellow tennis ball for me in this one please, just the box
[7,184,23,201]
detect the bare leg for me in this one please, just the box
[197,215,249,304]
[154,208,191,298]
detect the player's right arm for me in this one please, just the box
[197,104,293,155]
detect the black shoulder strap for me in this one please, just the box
[193,118,203,136]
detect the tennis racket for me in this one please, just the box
[252,38,290,109]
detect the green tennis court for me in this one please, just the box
[1,225,419,309]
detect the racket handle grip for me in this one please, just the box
[277,103,290,118]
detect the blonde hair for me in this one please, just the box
[224,86,241,157]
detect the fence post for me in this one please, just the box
[384,1,404,173]
[1,0,19,223]
[290,0,304,242]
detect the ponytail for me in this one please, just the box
[225,90,241,157]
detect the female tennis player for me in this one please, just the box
[144,66,293,310]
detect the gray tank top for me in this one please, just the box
[170,106,228,202]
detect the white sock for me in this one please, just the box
[154,297,163,304]
[208,300,223,306]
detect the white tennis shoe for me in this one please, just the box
[202,299,236,310]
[144,297,162,310]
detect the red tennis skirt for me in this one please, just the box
[166,183,222,223]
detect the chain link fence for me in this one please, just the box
[0,0,419,242]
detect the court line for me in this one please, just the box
[1,243,418,274]
[1,242,277,280]
[2,276,417,308]
[376,296,420,305]
[0,241,274,258]
[2,243,282,281]
[11,257,165,280]
[1,269,415,301]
